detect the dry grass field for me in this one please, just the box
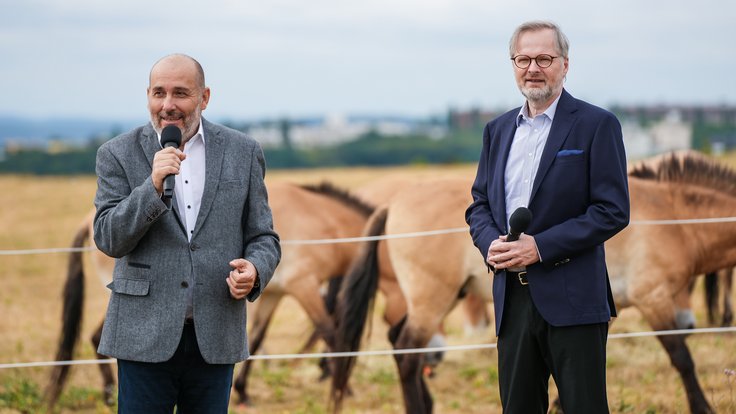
[1,160,736,413]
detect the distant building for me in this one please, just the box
[248,114,446,149]
[448,108,501,130]
[622,109,692,160]
[612,104,736,125]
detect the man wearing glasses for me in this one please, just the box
[466,21,629,413]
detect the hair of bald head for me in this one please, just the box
[149,54,206,89]
[509,20,569,58]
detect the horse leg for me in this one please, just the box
[656,334,714,414]
[233,291,282,405]
[293,328,333,381]
[389,320,433,414]
[634,284,714,414]
[314,275,345,381]
[90,319,115,406]
[703,272,719,326]
[287,278,336,350]
[721,268,734,326]
[673,282,696,330]
[462,292,491,336]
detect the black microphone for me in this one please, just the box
[507,207,532,242]
[160,125,182,202]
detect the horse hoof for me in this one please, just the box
[231,402,251,413]
[103,384,115,406]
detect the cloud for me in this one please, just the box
[1,0,734,119]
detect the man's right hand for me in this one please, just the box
[152,147,186,194]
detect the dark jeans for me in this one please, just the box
[498,272,610,414]
[117,323,234,414]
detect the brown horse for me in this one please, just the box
[630,150,732,330]
[44,181,375,409]
[231,181,376,405]
[354,172,494,332]
[331,153,736,414]
[611,154,736,414]
[331,176,484,413]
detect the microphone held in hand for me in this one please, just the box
[507,207,532,242]
[161,125,182,201]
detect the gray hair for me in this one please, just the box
[509,21,569,58]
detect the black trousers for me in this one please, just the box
[497,272,610,414]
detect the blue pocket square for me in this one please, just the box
[556,149,584,157]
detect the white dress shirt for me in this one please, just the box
[173,124,206,242]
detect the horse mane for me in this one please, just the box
[300,181,375,217]
[629,152,736,197]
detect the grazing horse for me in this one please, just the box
[44,181,375,409]
[630,150,732,330]
[331,177,484,413]
[331,153,736,414]
[611,154,736,414]
[353,172,493,338]
[235,175,487,403]
[44,210,116,408]
[231,181,375,405]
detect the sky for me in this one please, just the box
[1,0,734,122]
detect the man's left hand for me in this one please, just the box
[487,234,541,270]
[227,258,258,300]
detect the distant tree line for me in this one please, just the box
[2,119,735,175]
[0,129,485,175]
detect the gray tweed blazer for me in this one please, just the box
[93,118,281,364]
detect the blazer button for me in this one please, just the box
[181,281,189,288]
[190,244,199,251]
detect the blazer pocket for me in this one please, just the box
[107,278,150,296]
[219,178,245,187]
[557,149,584,156]
[128,262,151,269]
[554,153,585,165]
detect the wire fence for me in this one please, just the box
[1,326,736,370]
[2,216,736,256]
[1,215,735,370]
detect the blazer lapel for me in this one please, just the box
[139,124,186,228]
[492,118,518,233]
[192,119,225,239]
[529,90,578,203]
[139,124,160,168]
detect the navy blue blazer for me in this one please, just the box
[465,89,630,336]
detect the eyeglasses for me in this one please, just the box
[511,54,559,69]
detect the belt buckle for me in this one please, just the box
[518,271,529,285]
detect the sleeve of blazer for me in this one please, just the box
[93,140,169,258]
[465,122,504,259]
[534,110,630,264]
[243,142,281,302]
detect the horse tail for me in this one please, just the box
[704,272,719,326]
[324,275,344,315]
[330,206,388,413]
[44,220,88,409]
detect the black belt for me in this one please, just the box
[184,317,194,325]
[507,270,528,286]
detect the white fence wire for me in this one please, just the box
[1,215,735,370]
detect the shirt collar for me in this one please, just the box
[515,93,562,127]
[154,120,206,148]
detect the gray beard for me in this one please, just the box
[521,85,554,105]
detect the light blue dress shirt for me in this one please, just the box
[504,95,562,231]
